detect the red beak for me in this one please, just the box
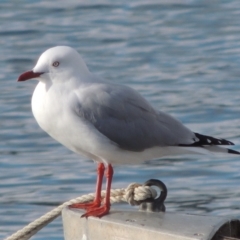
[17,70,43,82]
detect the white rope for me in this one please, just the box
[4,183,157,240]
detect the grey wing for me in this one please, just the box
[73,83,196,151]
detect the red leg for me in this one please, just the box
[81,164,114,218]
[69,162,105,210]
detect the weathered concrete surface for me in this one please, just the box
[62,207,240,240]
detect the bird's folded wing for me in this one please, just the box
[72,83,195,151]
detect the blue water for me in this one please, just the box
[1,1,240,239]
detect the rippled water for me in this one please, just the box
[1,1,240,239]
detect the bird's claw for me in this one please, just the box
[81,205,110,218]
[69,200,101,210]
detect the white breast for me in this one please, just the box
[31,82,116,162]
[32,82,60,133]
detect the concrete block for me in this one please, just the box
[62,207,240,240]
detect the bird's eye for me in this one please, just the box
[52,61,60,67]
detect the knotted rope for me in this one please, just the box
[5,183,157,240]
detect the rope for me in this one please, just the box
[4,183,157,240]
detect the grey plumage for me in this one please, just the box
[73,81,196,152]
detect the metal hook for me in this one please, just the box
[139,179,167,212]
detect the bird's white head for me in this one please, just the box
[18,46,90,83]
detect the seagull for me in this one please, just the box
[18,46,239,218]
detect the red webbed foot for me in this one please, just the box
[81,204,110,218]
[69,199,102,210]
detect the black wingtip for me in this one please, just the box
[178,132,238,151]
[193,133,235,146]
[228,149,240,155]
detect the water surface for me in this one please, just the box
[1,1,240,239]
